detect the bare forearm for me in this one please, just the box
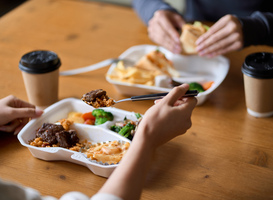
[98,133,153,200]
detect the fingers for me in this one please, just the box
[177,96,197,112]
[14,118,29,135]
[10,107,43,119]
[148,22,179,53]
[196,15,243,57]
[0,117,30,134]
[155,11,180,41]
[148,10,184,54]
[163,84,189,106]
[209,40,242,56]
[12,96,36,109]
[196,15,230,45]
[197,25,233,52]
[198,32,242,57]
[0,119,21,133]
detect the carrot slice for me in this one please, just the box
[84,119,95,125]
[82,112,96,121]
[202,81,214,90]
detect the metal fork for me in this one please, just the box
[59,58,134,76]
[114,90,199,104]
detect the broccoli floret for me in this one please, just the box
[189,82,205,93]
[135,113,142,119]
[92,109,114,125]
[118,123,135,138]
[110,125,122,133]
[94,118,108,125]
[92,109,113,119]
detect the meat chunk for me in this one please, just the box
[36,123,79,148]
[56,130,79,148]
[36,123,64,145]
[82,89,106,102]
[82,89,115,108]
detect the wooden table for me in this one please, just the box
[0,0,273,199]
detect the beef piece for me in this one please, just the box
[82,89,106,102]
[69,130,80,144]
[56,130,79,148]
[36,123,65,145]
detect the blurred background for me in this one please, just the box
[0,0,185,17]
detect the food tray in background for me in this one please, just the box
[17,98,139,178]
[106,44,230,105]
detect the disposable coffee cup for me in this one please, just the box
[19,50,61,108]
[241,52,273,118]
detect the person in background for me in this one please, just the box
[132,0,273,57]
[0,84,197,200]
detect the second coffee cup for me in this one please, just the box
[19,50,61,109]
[241,52,273,118]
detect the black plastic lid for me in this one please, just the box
[241,52,273,79]
[19,50,61,74]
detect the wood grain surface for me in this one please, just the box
[0,0,273,199]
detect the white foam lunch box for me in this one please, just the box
[17,98,138,178]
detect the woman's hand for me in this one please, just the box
[0,95,43,134]
[196,15,244,57]
[148,10,185,54]
[135,84,197,149]
[97,84,197,200]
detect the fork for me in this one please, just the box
[59,58,134,76]
[114,90,199,104]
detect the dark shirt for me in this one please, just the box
[132,0,273,47]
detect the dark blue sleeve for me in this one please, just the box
[238,11,273,47]
[132,0,178,25]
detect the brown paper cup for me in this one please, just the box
[243,74,273,117]
[19,50,61,109]
[21,69,59,108]
[242,52,273,118]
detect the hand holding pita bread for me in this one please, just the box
[195,15,243,57]
[148,10,185,54]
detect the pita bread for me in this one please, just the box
[180,22,208,54]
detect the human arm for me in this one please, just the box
[132,0,178,25]
[238,11,273,47]
[0,95,43,135]
[95,84,197,200]
[132,0,185,54]
[195,12,273,57]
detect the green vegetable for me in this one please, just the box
[92,109,114,125]
[203,25,210,31]
[118,123,135,138]
[135,113,142,119]
[193,21,202,27]
[189,82,205,93]
[193,21,210,31]
[95,118,109,125]
[110,125,122,133]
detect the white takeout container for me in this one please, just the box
[17,98,138,178]
[106,45,230,105]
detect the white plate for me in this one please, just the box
[106,45,230,105]
[17,98,138,178]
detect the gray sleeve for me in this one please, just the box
[132,0,178,25]
[238,11,273,47]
